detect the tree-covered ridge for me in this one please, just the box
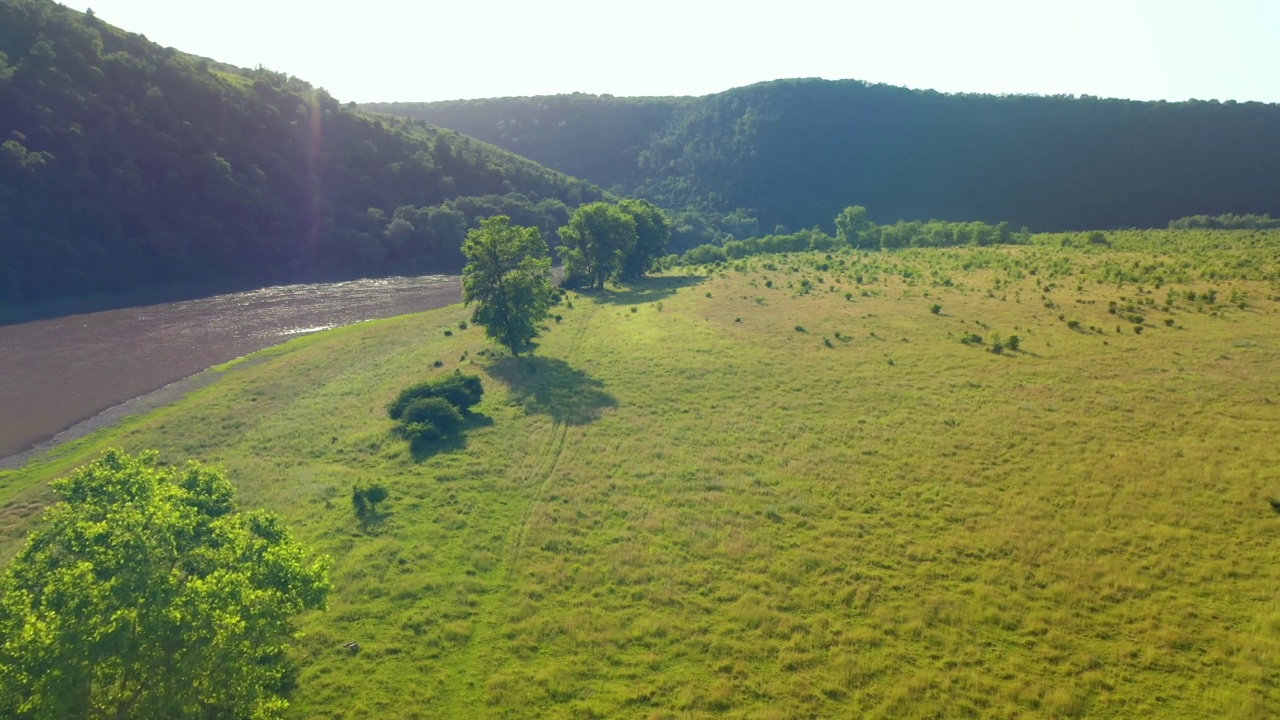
[0,0,603,306]
[373,79,1280,244]
[365,94,689,195]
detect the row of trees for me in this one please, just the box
[678,207,1029,264]
[1167,213,1280,230]
[461,200,670,355]
[557,199,671,290]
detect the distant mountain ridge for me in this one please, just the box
[0,0,602,306]
[367,79,1280,243]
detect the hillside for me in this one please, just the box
[2,230,1277,718]
[369,79,1280,243]
[0,0,602,306]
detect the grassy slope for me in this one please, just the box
[1,240,1279,718]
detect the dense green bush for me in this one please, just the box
[401,397,463,435]
[387,372,484,419]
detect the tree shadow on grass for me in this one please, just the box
[588,275,705,306]
[355,506,392,534]
[488,356,616,425]
[406,413,494,462]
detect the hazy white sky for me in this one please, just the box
[81,0,1280,104]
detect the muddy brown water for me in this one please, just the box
[0,275,462,463]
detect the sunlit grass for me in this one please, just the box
[2,242,1278,718]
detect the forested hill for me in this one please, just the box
[0,0,602,306]
[369,79,1280,241]
[368,95,690,195]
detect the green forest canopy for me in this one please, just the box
[0,0,603,306]
[369,79,1280,247]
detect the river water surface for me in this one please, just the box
[0,275,462,461]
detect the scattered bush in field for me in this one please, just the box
[402,397,463,435]
[387,372,484,452]
[1007,335,1021,351]
[443,329,453,337]
[930,304,942,315]
[458,321,468,330]
[823,337,834,348]
[553,315,563,323]
[844,292,853,300]
[990,342,1004,354]
[353,480,389,517]
[1134,325,1144,335]
[630,306,638,313]
[1066,320,1081,330]
[388,372,484,420]
[1164,318,1175,327]
[795,325,806,333]
[705,292,713,298]
[961,332,984,345]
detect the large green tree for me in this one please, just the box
[462,216,553,356]
[835,205,872,249]
[616,198,671,280]
[557,202,638,290]
[0,449,331,720]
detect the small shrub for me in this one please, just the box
[553,314,563,323]
[1164,318,1175,327]
[630,306,638,313]
[795,325,806,333]
[401,421,441,443]
[402,397,463,435]
[930,304,942,315]
[458,321,468,330]
[705,292,713,298]
[990,343,1004,354]
[566,301,574,309]
[432,359,444,368]
[844,292,853,300]
[1007,335,1021,351]
[443,329,453,337]
[1134,325,1144,335]
[1066,320,1081,330]
[823,337,834,348]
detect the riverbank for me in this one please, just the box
[0,275,463,458]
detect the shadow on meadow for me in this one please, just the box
[406,412,494,462]
[488,356,616,425]
[589,275,705,306]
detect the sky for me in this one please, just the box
[80,0,1280,104]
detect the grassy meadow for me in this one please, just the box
[1,232,1279,718]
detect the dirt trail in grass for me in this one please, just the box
[439,300,598,712]
[508,420,568,569]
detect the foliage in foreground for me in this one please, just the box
[0,449,331,720]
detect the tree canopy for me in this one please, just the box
[462,216,553,356]
[557,202,638,290]
[0,449,331,720]
[0,0,601,307]
[376,79,1280,244]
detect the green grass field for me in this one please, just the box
[2,235,1279,718]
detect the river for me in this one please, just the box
[0,275,463,462]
